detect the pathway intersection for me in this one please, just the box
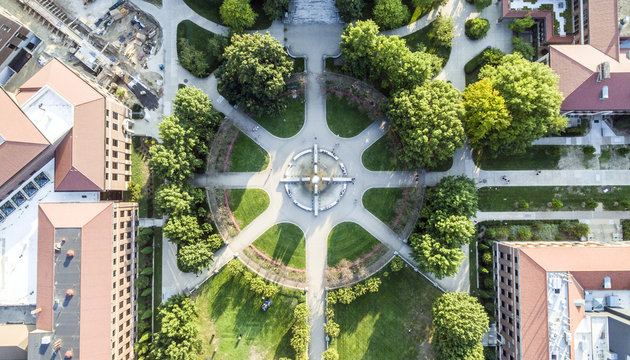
[127,0,630,358]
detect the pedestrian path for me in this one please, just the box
[475,210,630,222]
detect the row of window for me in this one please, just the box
[105,149,132,160]
[114,209,135,218]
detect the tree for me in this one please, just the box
[163,215,203,245]
[421,175,478,221]
[336,0,364,22]
[409,234,464,279]
[473,0,491,10]
[431,215,475,247]
[322,348,340,360]
[511,36,535,59]
[177,38,209,78]
[148,145,194,183]
[432,292,488,360]
[150,295,202,360]
[177,242,214,273]
[509,14,534,32]
[217,32,293,116]
[290,303,310,359]
[155,183,193,216]
[375,36,440,90]
[462,78,511,151]
[127,180,142,202]
[340,20,380,81]
[263,0,289,20]
[373,0,409,30]
[220,0,257,31]
[387,81,465,169]
[479,53,566,154]
[465,17,490,40]
[433,15,455,48]
[173,86,220,141]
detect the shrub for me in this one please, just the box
[138,319,150,333]
[141,267,153,276]
[141,246,153,255]
[517,199,529,209]
[139,332,151,343]
[583,145,596,159]
[484,228,497,239]
[559,221,590,239]
[495,227,509,239]
[551,199,563,210]
[509,14,534,32]
[136,276,150,290]
[141,309,152,320]
[322,348,340,360]
[511,36,535,59]
[481,252,492,265]
[478,242,490,251]
[220,0,257,31]
[373,0,409,30]
[483,277,494,289]
[479,267,489,275]
[465,18,490,40]
[336,0,364,22]
[140,228,155,236]
[290,303,310,359]
[336,287,357,305]
[141,288,152,297]
[516,227,532,241]
[263,0,289,20]
[617,147,630,156]
[225,260,245,278]
[483,302,495,314]
[434,15,455,48]
[127,180,142,202]
[390,256,405,271]
[585,199,598,210]
[473,0,492,9]
[325,320,340,338]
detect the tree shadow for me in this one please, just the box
[271,226,303,267]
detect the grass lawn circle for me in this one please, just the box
[327,222,382,268]
[326,91,375,138]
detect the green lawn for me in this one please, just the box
[181,0,272,30]
[327,222,381,267]
[130,146,150,217]
[478,186,630,211]
[326,94,374,138]
[253,97,305,138]
[402,18,452,66]
[193,261,301,360]
[226,189,270,229]
[177,20,227,77]
[473,146,562,170]
[362,188,408,227]
[229,132,269,172]
[362,131,406,171]
[252,223,306,269]
[330,267,442,359]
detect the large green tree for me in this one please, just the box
[431,215,475,247]
[409,233,464,279]
[177,38,209,78]
[340,20,380,81]
[220,0,257,31]
[375,35,440,90]
[217,32,293,116]
[433,15,455,47]
[511,36,535,59]
[156,183,193,216]
[263,0,289,19]
[150,295,202,360]
[172,86,220,162]
[462,78,511,151]
[148,145,194,182]
[432,292,488,360]
[336,0,364,22]
[177,242,215,274]
[373,0,409,30]
[509,14,534,32]
[421,175,478,222]
[478,53,566,154]
[387,81,465,169]
[163,215,203,245]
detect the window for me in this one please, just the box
[126,243,131,250]
[516,296,519,303]
[508,292,512,299]
[125,164,130,171]
[516,309,520,316]
[509,330,513,337]
[119,290,124,297]
[113,112,119,119]
[113,139,118,147]
[107,109,110,116]
[501,276,505,283]
[105,173,109,180]
[112,294,116,300]
[508,279,512,286]
[7,43,17,50]
[113,246,116,254]
[106,121,109,128]
[509,317,513,324]
[507,266,511,273]
[508,304,513,312]
[120,232,125,240]
[113,123,118,131]
[514,256,518,263]
[127,210,132,216]
[125,143,130,150]
[507,254,511,261]
[15,32,28,40]
[1,25,11,32]
[502,313,506,320]
[515,269,518,276]
[125,154,131,160]
[120,256,124,262]
[125,175,131,181]
[501,300,506,308]
[113,151,118,158]
[501,289,505,296]
[119,301,124,308]
[119,245,124,251]
[120,222,124,228]
[500,265,505,271]
[119,279,124,285]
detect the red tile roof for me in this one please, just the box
[0,88,49,189]
[37,202,113,360]
[17,59,105,191]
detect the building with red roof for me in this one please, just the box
[493,241,630,360]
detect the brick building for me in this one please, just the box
[493,241,630,360]
[28,202,138,360]
[0,8,40,86]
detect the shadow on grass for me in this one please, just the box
[271,226,303,268]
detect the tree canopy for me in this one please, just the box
[409,233,464,279]
[177,242,216,274]
[432,292,489,360]
[220,0,257,31]
[373,0,409,30]
[387,80,465,169]
[433,15,455,48]
[509,14,534,32]
[465,17,490,40]
[511,36,535,59]
[217,32,293,116]
[263,0,289,20]
[150,295,202,360]
[177,38,209,78]
[478,53,566,154]
[336,0,364,22]
[156,183,193,216]
[421,175,478,221]
[462,78,511,151]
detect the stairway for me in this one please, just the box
[287,0,342,24]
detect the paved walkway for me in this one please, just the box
[138,217,165,227]
[475,210,630,222]
[383,0,513,90]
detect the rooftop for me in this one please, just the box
[0,159,98,306]
[21,86,74,144]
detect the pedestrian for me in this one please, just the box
[238,334,242,341]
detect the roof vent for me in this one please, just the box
[597,62,611,82]
[601,86,609,100]
[603,276,612,289]
[606,295,622,308]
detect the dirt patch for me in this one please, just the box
[599,146,630,170]
[557,146,593,169]
[326,247,394,289]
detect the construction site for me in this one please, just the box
[1,0,162,110]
